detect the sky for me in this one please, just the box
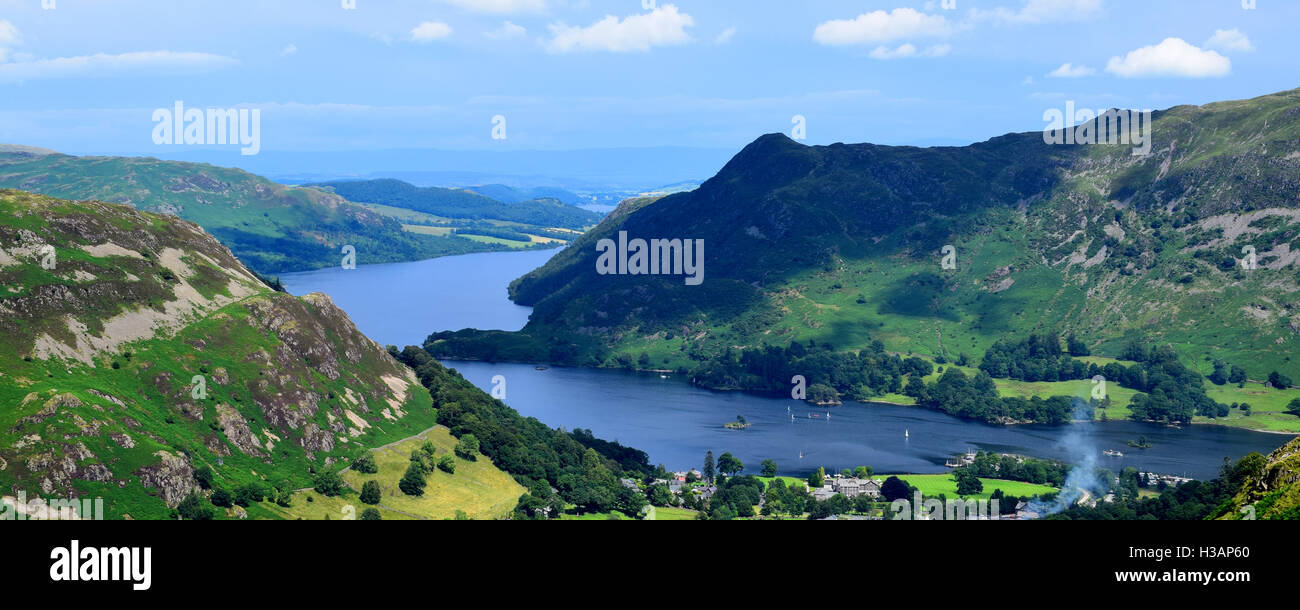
[0,0,1296,163]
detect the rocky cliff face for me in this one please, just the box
[0,189,434,519]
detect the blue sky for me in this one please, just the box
[0,0,1296,159]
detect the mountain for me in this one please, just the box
[0,190,505,519]
[426,88,1300,429]
[0,151,504,274]
[311,179,604,230]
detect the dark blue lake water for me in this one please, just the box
[283,250,1294,479]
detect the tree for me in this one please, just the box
[399,462,427,496]
[717,452,744,477]
[808,467,825,489]
[210,488,233,508]
[438,454,456,473]
[703,451,715,483]
[360,480,382,505]
[760,459,778,478]
[352,453,378,474]
[854,466,874,480]
[648,484,674,507]
[881,476,911,502]
[1269,371,1293,389]
[314,471,344,497]
[178,491,214,520]
[954,468,983,496]
[360,508,382,521]
[1287,398,1300,418]
[233,484,262,507]
[193,465,215,490]
[455,434,480,460]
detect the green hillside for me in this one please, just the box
[425,88,1300,432]
[1216,435,1300,520]
[0,190,517,519]
[0,151,510,273]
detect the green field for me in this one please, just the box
[759,474,1055,501]
[889,474,1057,500]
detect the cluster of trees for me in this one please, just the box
[688,338,1084,425]
[980,332,1090,381]
[956,452,1070,487]
[689,340,932,401]
[707,475,765,519]
[391,346,652,519]
[1208,360,1249,386]
[983,337,1230,424]
[177,465,293,519]
[911,367,1079,424]
[399,441,456,497]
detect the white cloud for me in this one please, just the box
[280,44,298,57]
[814,8,952,46]
[1046,62,1095,77]
[0,51,238,83]
[868,43,951,59]
[1105,38,1230,78]
[411,21,454,43]
[973,0,1103,24]
[547,5,694,54]
[715,27,736,46]
[441,0,546,14]
[1206,28,1253,52]
[0,20,21,63]
[485,21,527,40]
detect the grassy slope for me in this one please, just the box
[269,426,522,520]
[0,190,518,519]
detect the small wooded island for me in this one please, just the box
[724,415,751,430]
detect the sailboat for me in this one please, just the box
[905,428,909,438]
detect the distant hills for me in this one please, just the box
[0,151,510,274]
[427,87,1300,430]
[465,184,587,206]
[311,178,604,230]
[142,146,736,192]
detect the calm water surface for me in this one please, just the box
[283,249,1293,478]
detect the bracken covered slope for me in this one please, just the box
[0,189,440,519]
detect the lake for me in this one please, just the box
[280,248,556,347]
[283,249,1295,479]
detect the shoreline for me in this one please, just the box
[437,358,1300,436]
